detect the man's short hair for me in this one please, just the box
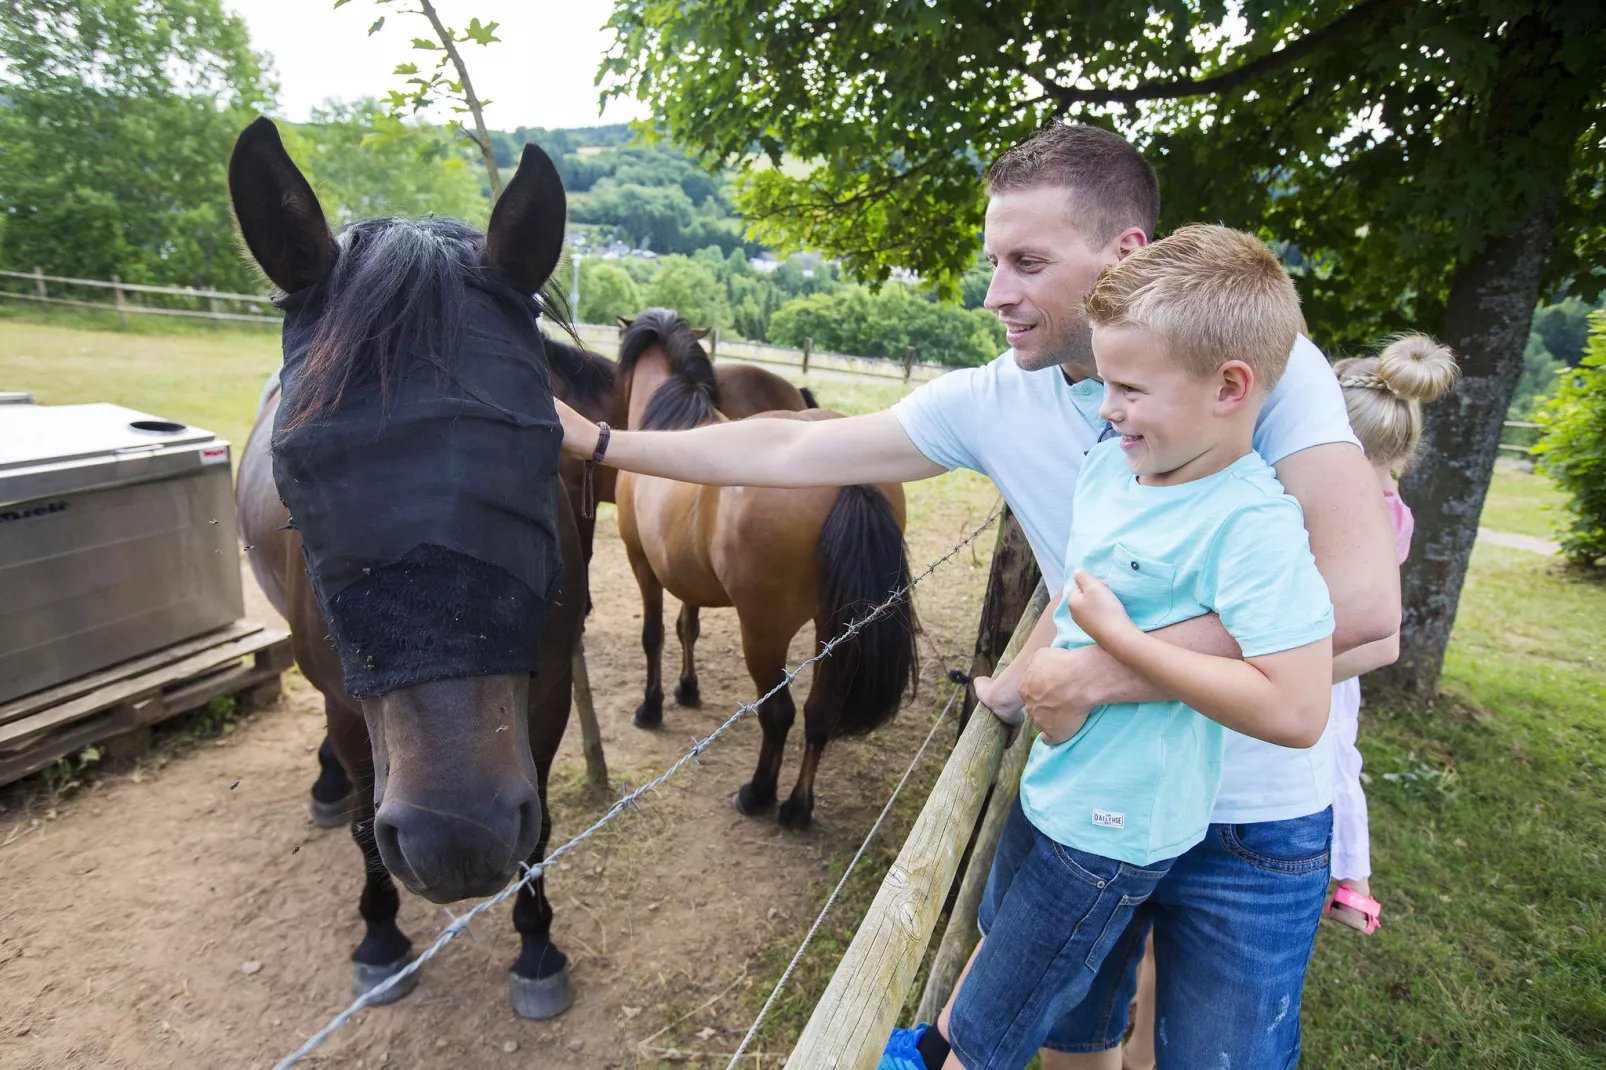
[986,124,1161,244]
[1084,224,1302,391]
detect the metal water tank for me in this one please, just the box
[0,399,245,704]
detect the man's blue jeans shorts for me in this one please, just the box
[947,800,1174,1068]
[956,796,1333,1069]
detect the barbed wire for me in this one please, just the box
[273,503,1002,1069]
[726,680,965,1068]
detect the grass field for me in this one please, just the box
[3,311,1602,1066]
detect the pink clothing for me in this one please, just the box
[1384,490,1414,564]
[1328,489,1414,881]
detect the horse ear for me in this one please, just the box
[689,327,711,340]
[486,143,567,296]
[616,315,634,329]
[228,117,336,294]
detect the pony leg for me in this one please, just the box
[625,541,666,729]
[509,756,573,1018]
[326,698,417,1003]
[734,622,796,817]
[778,696,830,831]
[308,733,354,828]
[674,604,702,708]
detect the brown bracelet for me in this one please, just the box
[581,423,610,520]
[592,422,611,464]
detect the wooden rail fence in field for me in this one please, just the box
[0,268,281,325]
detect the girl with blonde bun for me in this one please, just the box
[1324,333,1460,934]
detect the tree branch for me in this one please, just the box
[1027,0,1409,109]
[417,0,500,199]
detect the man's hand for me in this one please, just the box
[972,673,1026,727]
[1065,568,1137,645]
[556,398,602,460]
[1020,648,1094,745]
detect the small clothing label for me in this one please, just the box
[1092,810,1125,829]
[200,444,229,465]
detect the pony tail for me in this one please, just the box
[1377,333,1460,403]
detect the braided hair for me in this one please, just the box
[1334,334,1461,470]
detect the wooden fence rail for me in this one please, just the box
[0,267,281,324]
[783,581,1051,1069]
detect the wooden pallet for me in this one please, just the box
[0,621,293,787]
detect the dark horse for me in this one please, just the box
[231,117,581,1017]
[614,309,918,827]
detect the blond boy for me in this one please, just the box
[938,225,1335,1069]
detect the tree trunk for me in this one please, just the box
[1384,207,1555,696]
[1380,11,1585,696]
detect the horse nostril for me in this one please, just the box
[373,814,406,872]
[516,797,544,849]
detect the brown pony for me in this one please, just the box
[231,118,582,1020]
[543,337,817,587]
[614,308,917,828]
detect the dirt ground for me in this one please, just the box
[0,474,998,1070]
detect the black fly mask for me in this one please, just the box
[229,119,572,696]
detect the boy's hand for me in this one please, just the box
[557,398,603,459]
[1066,568,1136,645]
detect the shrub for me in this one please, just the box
[1533,310,1606,567]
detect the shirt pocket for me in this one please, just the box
[1106,543,1176,628]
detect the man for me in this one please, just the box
[559,124,1401,1068]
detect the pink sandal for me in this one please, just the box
[1325,885,1382,934]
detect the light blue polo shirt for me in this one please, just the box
[1017,440,1334,866]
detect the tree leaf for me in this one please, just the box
[367,16,384,35]
[411,37,439,50]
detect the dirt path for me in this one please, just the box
[0,476,997,1069]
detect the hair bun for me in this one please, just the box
[1377,333,1460,403]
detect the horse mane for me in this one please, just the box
[544,336,617,410]
[617,307,721,431]
[285,215,573,428]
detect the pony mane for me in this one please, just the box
[285,215,574,427]
[617,307,721,431]
[544,336,617,410]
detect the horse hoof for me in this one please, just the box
[733,782,776,816]
[777,799,814,831]
[510,965,574,1019]
[351,956,419,1004]
[309,793,354,829]
[674,680,701,708]
[633,701,663,729]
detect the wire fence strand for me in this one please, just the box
[726,682,964,1068]
[273,504,1002,1069]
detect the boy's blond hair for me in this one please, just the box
[1084,224,1302,391]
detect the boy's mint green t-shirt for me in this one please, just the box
[1019,440,1334,866]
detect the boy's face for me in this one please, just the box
[1093,326,1252,481]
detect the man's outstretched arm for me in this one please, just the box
[556,398,947,487]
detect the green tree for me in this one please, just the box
[0,0,272,290]
[281,99,486,226]
[577,261,641,324]
[1534,312,1606,567]
[644,255,726,328]
[769,283,1004,366]
[1508,335,1567,419]
[604,0,1606,695]
[1532,297,1598,368]
[571,180,695,252]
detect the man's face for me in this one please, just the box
[1093,326,1227,482]
[983,186,1123,374]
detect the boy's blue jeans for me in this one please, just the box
[948,800,1174,1068]
[958,797,1333,1069]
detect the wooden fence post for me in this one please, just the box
[781,584,1051,1070]
[913,673,1039,1023]
[207,290,221,330]
[33,267,46,310]
[801,336,812,375]
[571,636,609,794]
[904,344,915,382]
[111,275,128,328]
[960,508,1041,730]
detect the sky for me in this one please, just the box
[224,0,650,132]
